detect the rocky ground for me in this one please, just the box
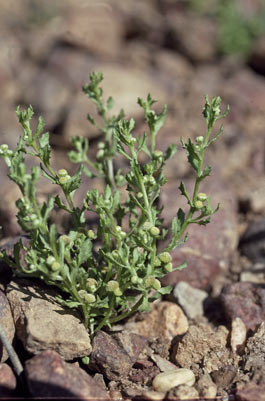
[0,0,265,400]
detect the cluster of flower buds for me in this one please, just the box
[142,221,160,237]
[58,169,71,185]
[194,192,208,210]
[46,255,61,271]
[144,276,161,290]
[78,289,96,304]
[106,280,122,296]
[154,251,173,272]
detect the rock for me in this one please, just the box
[6,279,92,360]
[0,290,15,363]
[220,282,265,332]
[89,330,135,380]
[112,330,147,364]
[173,281,208,319]
[166,384,199,400]
[124,301,188,347]
[152,368,195,393]
[231,317,247,354]
[239,219,265,264]
[249,35,265,75]
[129,360,160,385]
[166,12,217,63]
[173,322,232,374]
[64,2,123,59]
[243,323,265,382]
[25,349,110,399]
[211,365,237,390]
[142,389,165,401]
[235,382,265,401]
[0,363,16,396]
[23,68,71,128]
[161,175,238,289]
[148,353,179,373]
[195,373,217,398]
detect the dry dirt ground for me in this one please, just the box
[0,1,265,400]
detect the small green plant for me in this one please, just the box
[189,0,265,57]
[0,72,229,335]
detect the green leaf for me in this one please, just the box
[157,285,172,295]
[77,239,92,266]
[164,144,177,160]
[179,182,191,205]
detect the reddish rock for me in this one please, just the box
[89,330,134,380]
[112,331,147,364]
[235,382,265,401]
[25,349,110,399]
[220,282,265,332]
[0,363,16,396]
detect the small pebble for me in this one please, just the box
[152,368,195,393]
[231,317,247,354]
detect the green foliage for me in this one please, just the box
[0,72,229,335]
[188,0,265,57]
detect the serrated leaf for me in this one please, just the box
[77,239,92,266]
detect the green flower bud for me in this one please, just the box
[197,192,207,202]
[78,289,87,299]
[86,278,97,292]
[58,169,68,177]
[159,252,172,264]
[116,226,122,233]
[137,192,143,199]
[51,261,60,271]
[98,142,105,149]
[164,262,173,272]
[60,235,70,244]
[96,149,105,159]
[149,176,156,185]
[1,144,8,151]
[47,255,56,265]
[131,275,138,284]
[194,200,204,209]
[153,150,163,158]
[87,229,97,240]
[153,257,161,267]
[195,136,204,144]
[107,280,119,291]
[84,293,96,304]
[143,222,153,231]
[144,276,161,290]
[114,287,123,296]
[149,226,160,237]
[59,176,69,185]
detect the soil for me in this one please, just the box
[0,1,265,400]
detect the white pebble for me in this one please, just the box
[152,368,195,393]
[231,317,246,353]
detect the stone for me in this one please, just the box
[0,291,15,363]
[112,330,147,364]
[152,368,195,393]
[124,301,188,346]
[6,279,92,360]
[211,365,237,390]
[173,322,232,374]
[25,349,110,399]
[220,282,265,332]
[231,317,247,354]
[166,12,217,63]
[239,219,265,264]
[89,330,134,380]
[166,384,199,400]
[173,281,208,319]
[0,363,16,396]
[235,382,265,401]
[195,373,217,398]
[243,323,265,382]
